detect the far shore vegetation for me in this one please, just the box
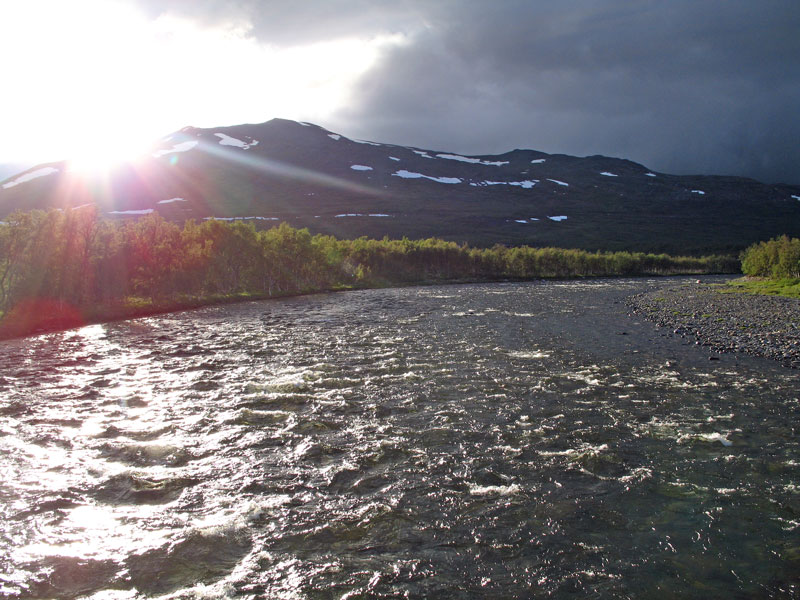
[0,209,741,339]
[724,235,800,299]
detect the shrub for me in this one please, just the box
[741,235,800,279]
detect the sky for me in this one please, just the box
[1,0,799,184]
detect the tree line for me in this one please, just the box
[0,209,738,335]
[740,235,800,280]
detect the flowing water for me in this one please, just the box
[0,278,798,599]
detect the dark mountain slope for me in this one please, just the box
[1,118,798,253]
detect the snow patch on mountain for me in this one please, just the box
[2,167,59,189]
[645,172,657,177]
[530,159,546,164]
[153,140,198,158]
[547,179,569,186]
[203,216,279,221]
[436,153,509,166]
[350,165,373,171]
[691,190,705,195]
[412,150,434,159]
[215,133,258,149]
[392,170,461,184]
[334,213,393,218]
[328,134,341,141]
[158,198,187,204]
[389,156,401,161]
[471,180,538,189]
[353,139,381,146]
[792,195,800,201]
[548,216,568,221]
[600,172,618,177]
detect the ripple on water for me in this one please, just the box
[1,278,798,598]
[91,473,200,505]
[96,442,195,467]
[125,529,253,596]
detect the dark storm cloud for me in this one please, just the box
[132,0,800,184]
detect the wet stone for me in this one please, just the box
[627,282,800,367]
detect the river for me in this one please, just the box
[1,278,798,599]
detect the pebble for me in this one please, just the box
[626,283,800,369]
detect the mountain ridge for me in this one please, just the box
[2,118,799,253]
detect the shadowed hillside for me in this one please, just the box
[2,119,799,254]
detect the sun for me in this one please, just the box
[66,129,153,175]
[0,0,406,174]
[68,145,141,175]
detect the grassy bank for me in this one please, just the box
[722,277,800,299]
[727,235,800,298]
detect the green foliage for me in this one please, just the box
[741,235,800,279]
[0,209,739,335]
[723,277,800,299]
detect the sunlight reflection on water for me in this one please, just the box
[0,278,797,598]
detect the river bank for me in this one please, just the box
[0,213,739,341]
[0,291,298,341]
[0,272,734,342]
[627,280,800,368]
[0,280,470,341]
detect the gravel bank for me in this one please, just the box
[627,281,800,368]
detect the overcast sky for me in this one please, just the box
[2,0,799,184]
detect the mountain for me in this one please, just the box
[0,162,33,182]
[1,118,799,253]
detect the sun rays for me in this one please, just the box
[0,0,402,170]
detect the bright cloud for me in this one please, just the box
[0,0,403,166]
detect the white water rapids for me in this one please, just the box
[1,278,798,598]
